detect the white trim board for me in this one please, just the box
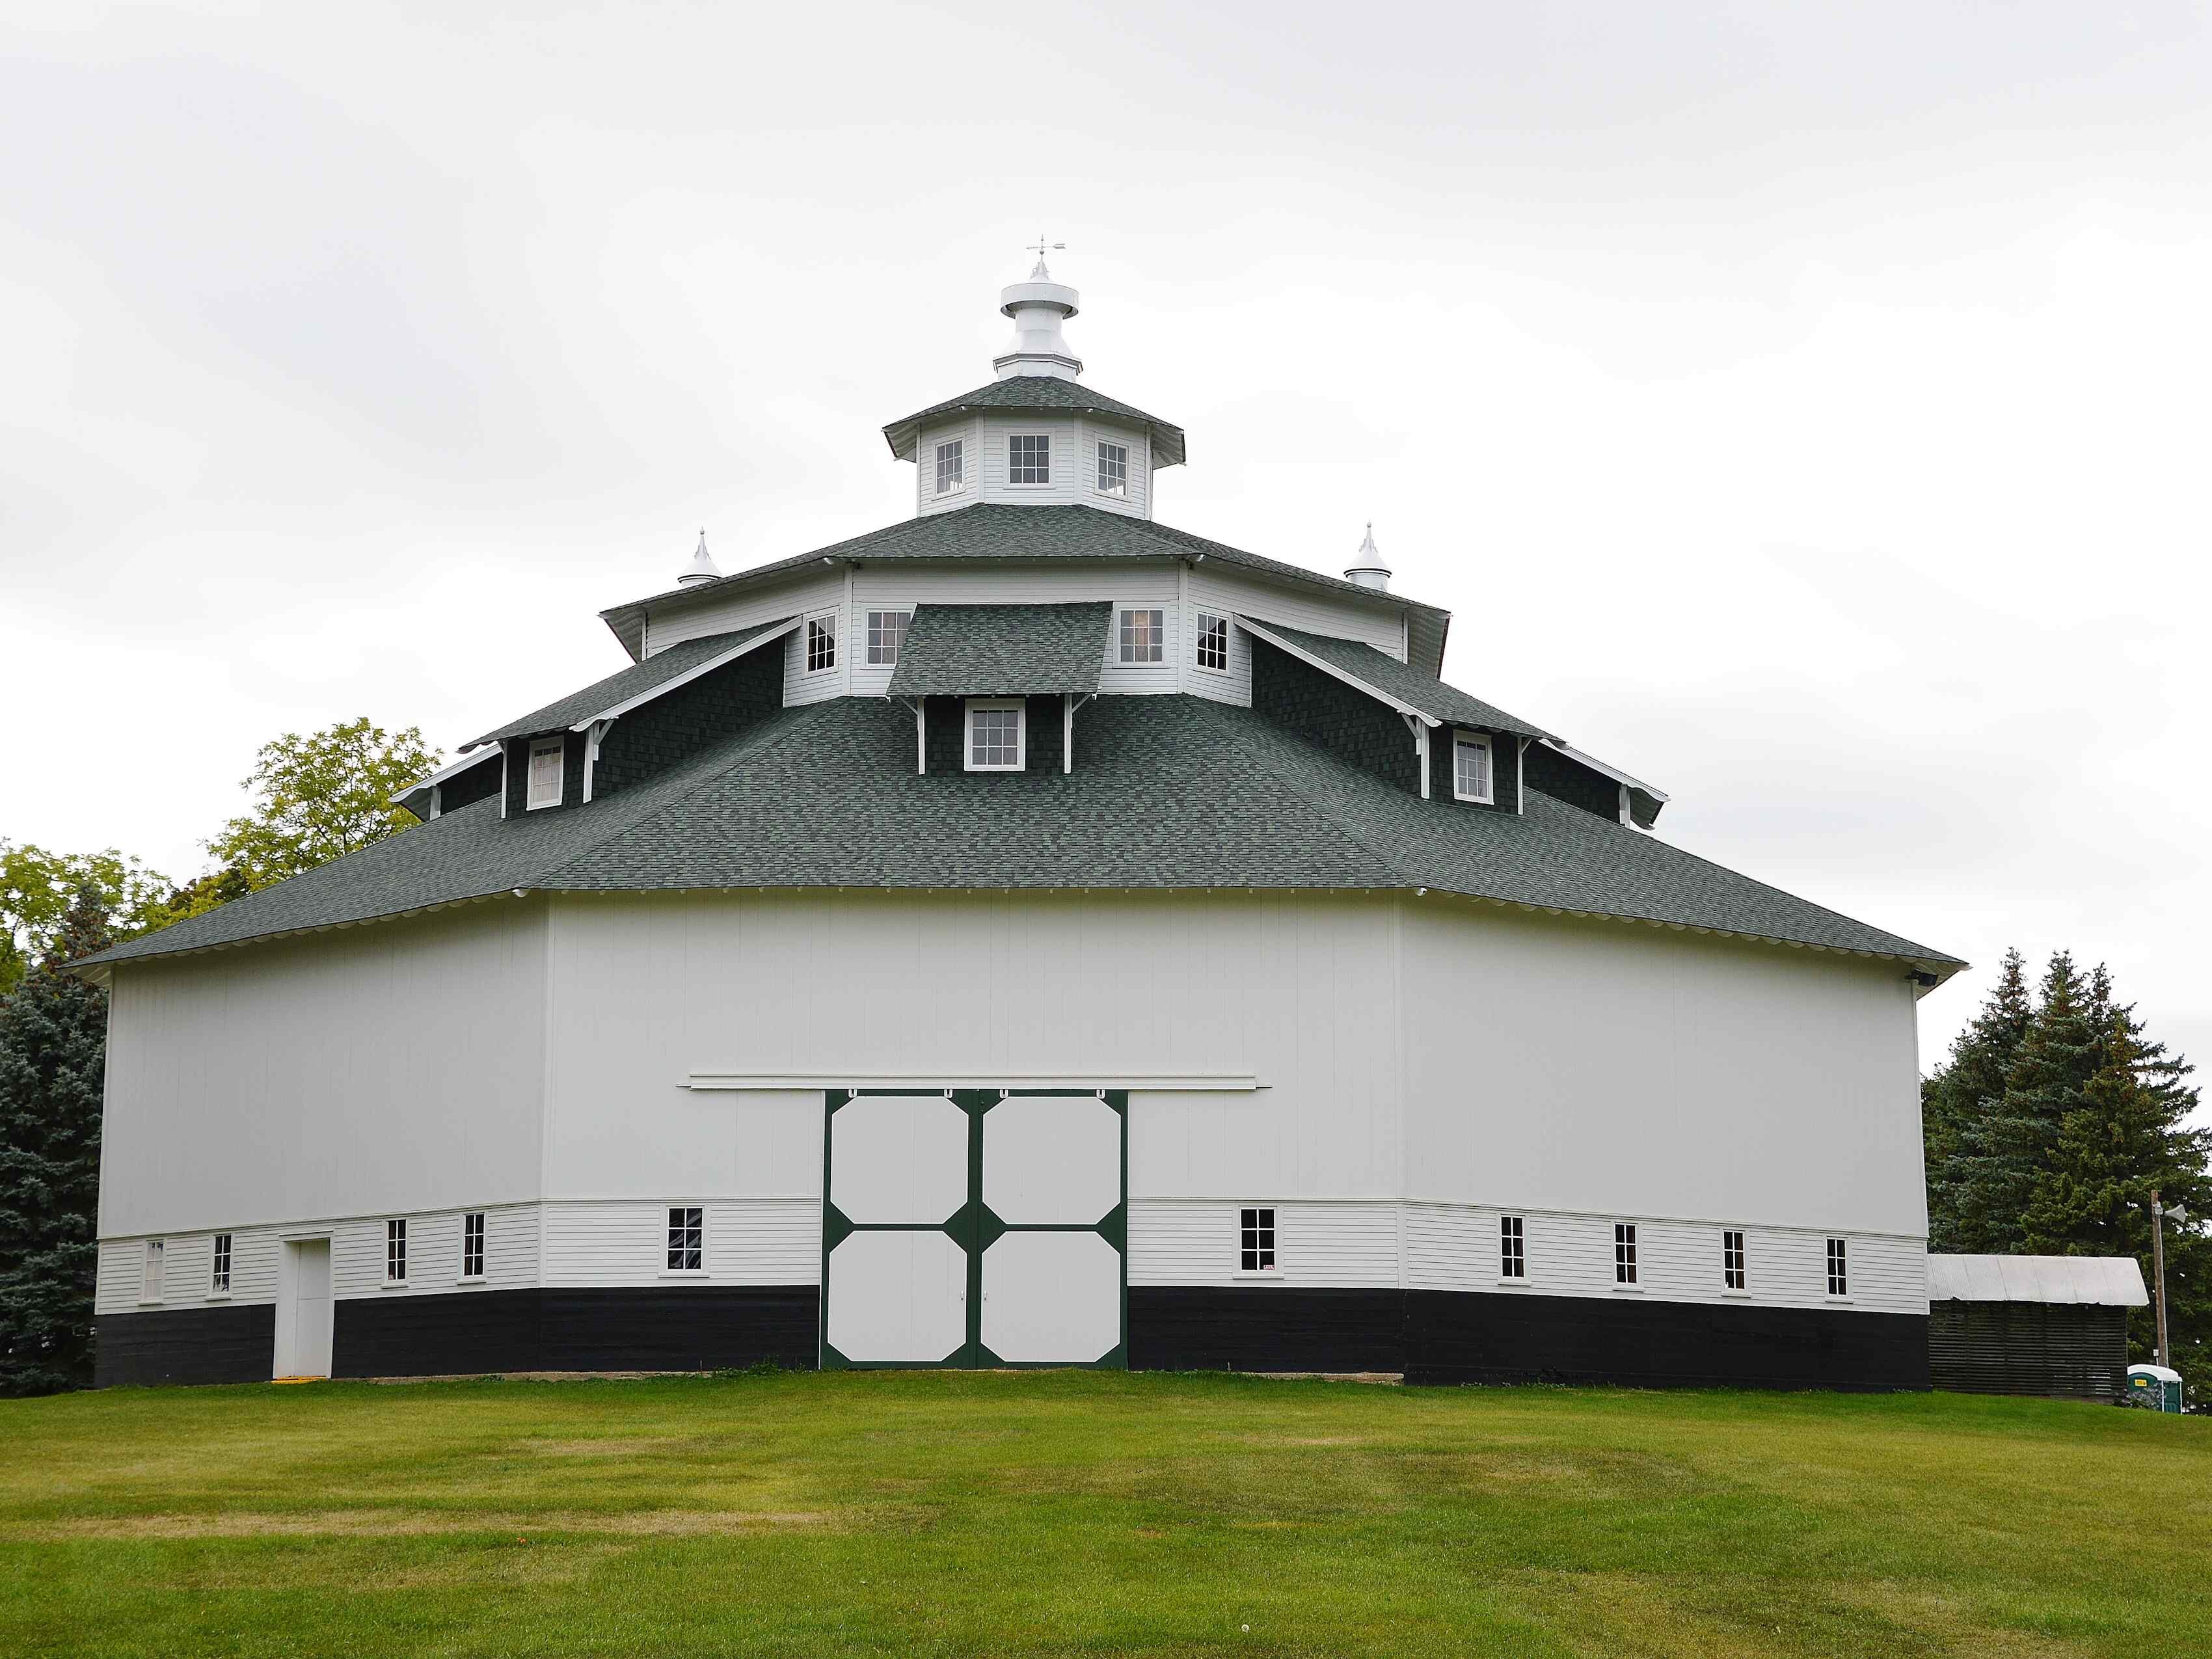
[1236,616,1440,727]
[684,1072,1265,1092]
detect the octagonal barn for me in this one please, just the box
[77,263,1961,1389]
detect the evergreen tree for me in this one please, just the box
[2022,966,2209,1394]
[0,888,112,1395]
[1922,949,2034,1252]
[1949,953,2101,1255]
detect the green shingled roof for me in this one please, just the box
[887,602,1111,697]
[1243,619,1558,743]
[78,694,1960,976]
[601,506,1450,679]
[883,378,1185,466]
[470,617,795,746]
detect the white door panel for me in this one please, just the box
[983,1094,1121,1226]
[983,1232,1120,1363]
[276,1238,332,1379]
[828,1230,967,1362]
[831,1094,968,1224]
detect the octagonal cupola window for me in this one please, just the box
[882,258,1185,521]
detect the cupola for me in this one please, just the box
[993,254,1083,380]
[880,257,1187,524]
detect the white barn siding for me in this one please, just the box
[643,570,843,658]
[539,1199,816,1286]
[543,889,1403,1205]
[1183,565,1409,705]
[915,417,981,516]
[1397,898,1928,1240]
[98,904,549,1242]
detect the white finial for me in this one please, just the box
[677,528,722,587]
[1345,521,1392,591]
[995,246,1082,380]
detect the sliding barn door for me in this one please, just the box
[821,1089,1126,1369]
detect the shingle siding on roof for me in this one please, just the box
[887,602,1111,697]
[441,754,502,814]
[1250,634,1420,795]
[474,623,788,747]
[1249,620,1552,742]
[1525,743,1620,824]
[1427,729,1517,814]
[921,694,1066,774]
[595,644,783,799]
[79,694,1956,972]
[503,733,587,817]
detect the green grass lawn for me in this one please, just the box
[1,1371,2205,1658]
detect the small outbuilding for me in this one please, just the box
[1927,1254,2148,1401]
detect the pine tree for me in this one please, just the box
[1922,949,2034,1252]
[0,888,112,1395]
[1947,953,2103,1254]
[2022,965,2210,1394]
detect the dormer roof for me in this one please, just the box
[1241,618,1556,744]
[470,616,798,747]
[887,602,1111,698]
[883,378,1187,468]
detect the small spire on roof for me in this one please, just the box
[1344,522,1392,593]
[677,528,722,587]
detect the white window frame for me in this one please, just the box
[460,1211,486,1282]
[140,1239,165,1304]
[1826,1236,1850,1299]
[384,1218,409,1286]
[1237,1206,1279,1277]
[804,612,837,675]
[1498,1215,1526,1282]
[1452,730,1494,805]
[865,608,911,668]
[1613,1221,1639,1289]
[1193,611,1230,675]
[209,1232,232,1297]
[934,438,964,496]
[1723,1228,1747,1293]
[964,698,1025,772]
[1094,438,1128,498]
[666,1206,705,1275]
[1006,431,1053,487]
[526,738,564,811]
[1118,608,1166,666]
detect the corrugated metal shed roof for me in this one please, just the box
[1926,1254,2150,1306]
[886,602,1111,697]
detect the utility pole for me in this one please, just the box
[2151,1189,2170,1368]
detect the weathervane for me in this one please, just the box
[1027,234,1065,274]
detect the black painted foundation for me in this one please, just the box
[96,1284,1930,1392]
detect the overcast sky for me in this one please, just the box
[3,2,2206,1094]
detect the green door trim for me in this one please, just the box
[820,1086,1127,1371]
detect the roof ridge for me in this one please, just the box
[530,702,832,889]
[1185,699,1422,888]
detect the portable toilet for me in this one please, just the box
[2127,1364,2183,1412]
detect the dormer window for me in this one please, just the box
[965,699,1024,770]
[934,440,964,495]
[806,614,837,673]
[526,738,564,810]
[1118,608,1165,664]
[1452,731,1494,805]
[1008,433,1051,485]
[1096,440,1127,497]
